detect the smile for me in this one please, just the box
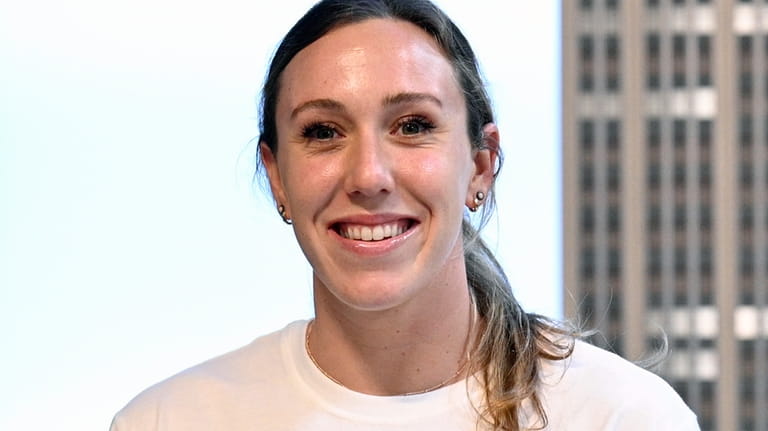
[335,220,414,242]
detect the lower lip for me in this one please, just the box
[331,224,418,257]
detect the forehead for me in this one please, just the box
[277,18,462,112]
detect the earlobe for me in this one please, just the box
[465,124,499,212]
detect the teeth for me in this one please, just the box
[342,221,409,241]
[372,225,384,240]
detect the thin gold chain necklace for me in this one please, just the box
[304,301,476,397]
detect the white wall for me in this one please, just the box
[0,1,560,429]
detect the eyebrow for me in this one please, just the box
[290,92,443,119]
[382,92,443,108]
[290,99,346,120]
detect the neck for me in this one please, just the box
[307,278,478,396]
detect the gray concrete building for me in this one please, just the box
[562,1,768,430]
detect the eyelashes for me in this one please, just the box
[299,116,436,142]
[395,116,436,136]
[301,122,338,141]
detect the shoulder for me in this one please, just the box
[536,340,700,430]
[110,321,306,431]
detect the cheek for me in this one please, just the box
[280,156,339,209]
[407,150,473,203]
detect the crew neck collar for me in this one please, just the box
[280,320,483,424]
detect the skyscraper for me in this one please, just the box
[562,1,767,430]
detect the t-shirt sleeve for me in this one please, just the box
[536,341,702,430]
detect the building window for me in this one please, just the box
[700,162,712,188]
[739,37,753,101]
[648,163,661,189]
[608,247,621,277]
[580,36,594,92]
[741,72,753,99]
[698,120,712,147]
[648,247,662,276]
[675,204,687,231]
[741,204,754,230]
[580,0,593,10]
[740,114,753,146]
[607,164,621,192]
[741,163,754,189]
[700,204,712,230]
[648,205,661,231]
[581,206,595,233]
[765,37,768,100]
[700,245,712,275]
[673,35,687,88]
[699,381,716,429]
[605,0,619,10]
[581,163,594,191]
[647,0,659,7]
[580,120,595,150]
[608,205,621,233]
[605,35,620,92]
[647,118,661,146]
[698,36,712,86]
[673,119,686,147]
[582,247,595,279]
[607,120,621,150]
[674,163,686,188]
[647,34,661,90]
[741,245,754,276]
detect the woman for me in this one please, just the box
[111,1,699,429]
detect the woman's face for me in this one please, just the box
[262,18,496,312]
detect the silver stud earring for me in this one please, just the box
[278,204,292,225]
[469,191,485,212]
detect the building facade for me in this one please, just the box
[562,1,768,430]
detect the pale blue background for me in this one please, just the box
[0,1,560,429]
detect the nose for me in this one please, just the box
[343,131,394,199]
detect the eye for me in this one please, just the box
[301,123,338,141]
[396,116,436,136]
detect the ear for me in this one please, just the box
[467,123,499,204]
[260,142,290,215]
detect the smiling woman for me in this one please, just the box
[109,1,699,430]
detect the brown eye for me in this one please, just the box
[314,126,335,140]
[302,123,337,141]
[401,121,423,135]
[396,117,436,136]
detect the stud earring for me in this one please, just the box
[278,204,292,225]
[469,191,485,212]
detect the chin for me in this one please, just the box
[317,275,419,312]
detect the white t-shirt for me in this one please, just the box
[110,320,699,430]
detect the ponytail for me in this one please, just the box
[463,220,576,430]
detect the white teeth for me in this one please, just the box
[372,225,384,240]
[341,221,409,241]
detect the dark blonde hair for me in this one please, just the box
[256,1,575,429]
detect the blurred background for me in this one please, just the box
[562,2,767,430]
[0,1,560,430]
